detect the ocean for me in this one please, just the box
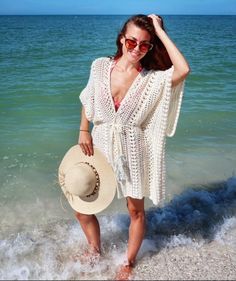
[0,15,236,279]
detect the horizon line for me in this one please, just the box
[0,13,235,16]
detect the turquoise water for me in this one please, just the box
[0,15,236,279]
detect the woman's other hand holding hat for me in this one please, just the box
[78,130,94,156]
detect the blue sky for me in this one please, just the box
[0,0,235,15]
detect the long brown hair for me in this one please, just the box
[113,14,172,71]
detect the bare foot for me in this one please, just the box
[115,264,134,281]
[72,248,101,267]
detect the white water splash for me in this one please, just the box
[0,213,235,280]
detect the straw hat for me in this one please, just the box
[58,145,117,215]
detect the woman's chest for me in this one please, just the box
[94,60,160,119]
[110,69,140,100]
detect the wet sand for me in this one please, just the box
[133,228,236,280]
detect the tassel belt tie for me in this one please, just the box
[94,122,141,184]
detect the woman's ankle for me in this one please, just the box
[88,244,101,255]
[123,258,135,267]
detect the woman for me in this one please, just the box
[77,14,190,279]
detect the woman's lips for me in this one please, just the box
[129,50,141,59]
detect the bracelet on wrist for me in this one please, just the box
[80,129,90,132]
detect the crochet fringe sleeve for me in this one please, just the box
[164,66,185,137]
[79,61,96,122]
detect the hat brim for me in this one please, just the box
[58,145,117,215]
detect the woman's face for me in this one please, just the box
[120,23,152,64]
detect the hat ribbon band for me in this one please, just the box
[82,161,100,197]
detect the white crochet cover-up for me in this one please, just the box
[80,57,185,205]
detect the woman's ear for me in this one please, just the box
[120,35,125,45]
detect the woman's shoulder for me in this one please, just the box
[91,56,113,68]
[149,66,174,79]
[142,66,173,86]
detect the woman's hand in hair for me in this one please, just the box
[148,14,163,34]
[148,14,190,86]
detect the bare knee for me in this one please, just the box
[129,208,145,221]
[75,212,93,223]
[127,199,145,221]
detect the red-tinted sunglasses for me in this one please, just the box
[124,36,153,53]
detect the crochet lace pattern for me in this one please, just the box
[80,57,185,205]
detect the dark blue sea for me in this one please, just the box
[0,15,236,279]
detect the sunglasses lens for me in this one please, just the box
[125,38,153,53]
[125,39,137,49]
[139,43,152,53]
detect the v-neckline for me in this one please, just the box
[108,59,143,115]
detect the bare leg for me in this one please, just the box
[75,212,101,254]
[115,197,145,280]
[126,197,145,265]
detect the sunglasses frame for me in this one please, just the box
[124,36,154,53]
